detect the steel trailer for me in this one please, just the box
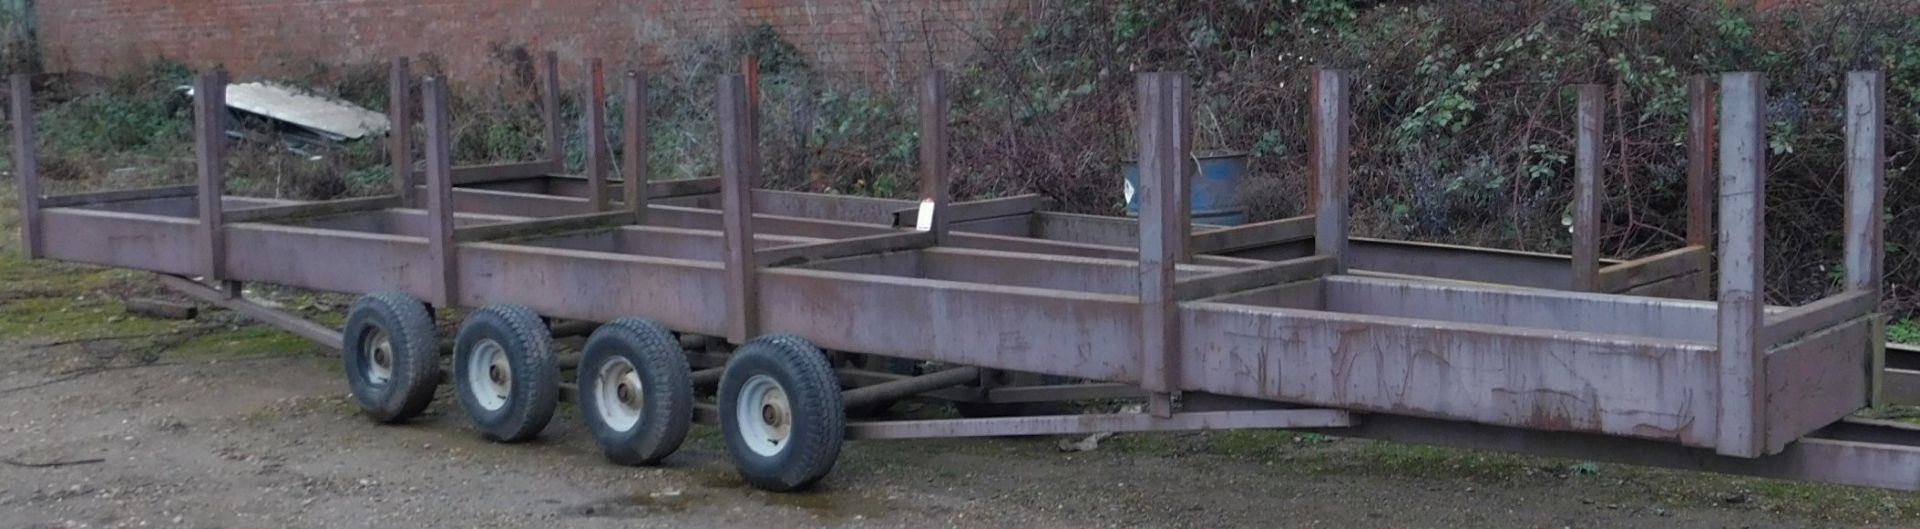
[10,63,1912,492]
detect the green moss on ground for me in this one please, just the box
[0,246,332,363]
[0,292,184,340]
[165,324,324,360]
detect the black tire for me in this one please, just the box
[341,292,441,423]
[578,318,694,465]
[718,334,844,492]
[452,304,559,442]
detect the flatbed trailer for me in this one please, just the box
[11,63,1913,492]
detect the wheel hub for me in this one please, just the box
[466,339,513,411]
[737,375,792,456]
[360,327,394,385]
[594,357,646,431]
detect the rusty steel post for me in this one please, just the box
[918,70,952,238]
[1311,69,1352,272]
[1716,72,1766,458]
[193,71,228,280]
[11,73,40,258]
[422,77,459,308]
[1572,84,1604,292]
[541,51,564,172]
[388,57,415,206]
[1136,72,1192,418]
[742,55,759,133]
[585,58,610,211]
[623,70,650,221]
[1686,76,1715,248]
[719,74,760,343]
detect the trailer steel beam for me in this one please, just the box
[423,77,460,307]
[847,409,1355,440]
[224,195,403,224]
[584,58,611,212]
[540,51,564,172]
[623,70,651,222]
[1687,75,1716,247]
[1311,69,1352,272]
[840,367,979,410]
[159,275,343,350]
[193,71,228,280]
[755,230,935,268]
[1572,84,1603,291]
[389,57,415,206]
[1846,70,1888,407]
[1717,72,1767,458]
[1135,71,1191,417]
[718,74,759,343]
[453,209,636,243]
[11,74,41,258]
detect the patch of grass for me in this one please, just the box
[1590,463,1920,524]
[682,424,725,451]
[0,252,128,299]
[1097,431,1180,454]
[165,324,320,360]
[1250,436,1920,525]
[1324,441,1548,484]
[0,295,183,341]
[1204,429,1334,457]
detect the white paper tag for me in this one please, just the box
[914,199,936,231]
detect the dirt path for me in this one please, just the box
[0,261,1917,528]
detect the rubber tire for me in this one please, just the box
[718,334,845,492]
[341,291,440,423]
[578,318,694,465]
[452,304,559,442]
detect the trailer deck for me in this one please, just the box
[9,62,1906,491]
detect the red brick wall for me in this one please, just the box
[34,0,1030,86]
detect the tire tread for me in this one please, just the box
[580,318,693,465]
[454,304,558,442]
[719,334,844,492]
[342,291,439,423]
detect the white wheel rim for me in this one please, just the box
[360,326,394,385]
[467,339,512,411]
[736,375,791,457]
[594,357,645,431]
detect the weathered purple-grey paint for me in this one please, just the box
[389,57,415,206]
[718,75,760,343]
[193,71,228,279]
[1572,84,1603,291]
[1717,72,1767,458]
